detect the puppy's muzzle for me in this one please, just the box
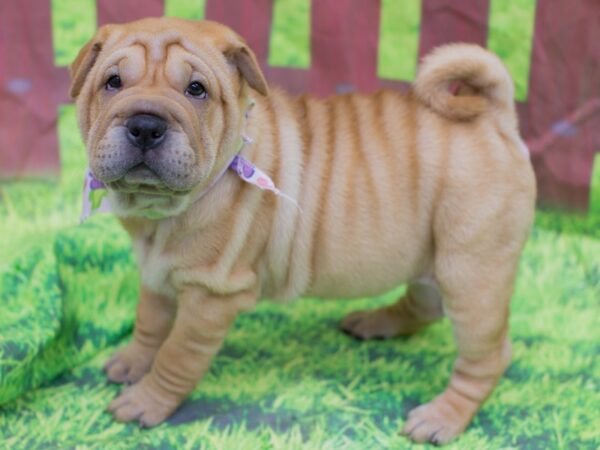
[125,113,167,151]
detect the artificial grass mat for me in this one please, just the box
[0,107,598,449]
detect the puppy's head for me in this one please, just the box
[70,18,267,218]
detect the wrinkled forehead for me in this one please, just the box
[104,27,213,61]
[97,27,228,91]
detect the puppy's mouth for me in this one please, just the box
[108,163,182,196]
[93,118,202,194]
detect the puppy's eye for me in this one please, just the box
[186,81,207,98]
[105,75,122,91]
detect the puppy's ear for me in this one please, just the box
[225,45,269,96]
[69,26,110,99]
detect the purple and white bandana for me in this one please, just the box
[80,169,111,222]
[81,154,298,222]
[229,155,299,206]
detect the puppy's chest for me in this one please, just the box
[133,236,176,298]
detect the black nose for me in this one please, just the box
[125,114,167,150]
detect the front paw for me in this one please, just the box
[104,342,156,384]
[107,375,180,427]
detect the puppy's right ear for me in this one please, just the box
[69,27,110,99]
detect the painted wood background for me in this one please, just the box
[1,0,598,210]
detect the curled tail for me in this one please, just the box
[413,43,515,121]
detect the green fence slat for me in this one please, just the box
[378,0,422,82]
[165,0,206,20]
[51,0,97,67]
[488,0,537,102]
[268,0,311,69]
[590,153,600,215]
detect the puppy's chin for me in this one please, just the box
[122,164,165,188]
[107,189,193,220]
[109,164,177,195]
[106,167,193,219]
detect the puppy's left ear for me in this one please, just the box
[225,45,269,96]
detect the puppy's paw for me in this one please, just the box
[341,309,396,340]
[401,391,478,445]
[341,306,423,340]
[107,375,179,427]
[104,342,156,384]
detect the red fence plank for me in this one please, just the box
[308,0,381,96]
[97,0,164,25]
[0,0,68,177]
[419,0,490,57]
[523,0,600,209]
[205,0,273,62]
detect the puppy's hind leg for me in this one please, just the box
[402,203,530,444]
[340,278,444,340]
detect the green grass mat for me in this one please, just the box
[0,220,598,449]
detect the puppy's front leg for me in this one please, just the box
[105,286,175,384]
[107,287,249,427]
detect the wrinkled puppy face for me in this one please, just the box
[70,18,268,218]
